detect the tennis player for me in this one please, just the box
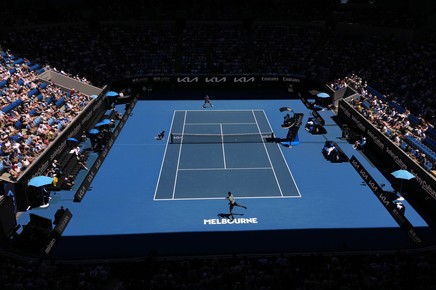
[155,130,165,140]
[226,191,247,220]
[202,95,213,108]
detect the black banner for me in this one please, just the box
[0,195,17,239]
[125,74,327,101]
[311,110,325,126]
[301,96,313,109]
[131,75,305,85]
[44,208,72,254]
[74,95,138,202]
[350,156,422,245]
[129,74,311,91]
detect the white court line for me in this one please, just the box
[116,143,167,146]
[275,143,302,198]
[153,111,176,200]
[174,109,266,112]
[252,110,284,197]
[156,109,301,201]
[185,122,256,125]
[155,195,301,201]
[178,167,272,171]
[172,110,187,200]
[220,123,227,169]
[263,110,302,198]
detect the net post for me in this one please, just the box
[170,133,173,144]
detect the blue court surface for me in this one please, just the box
[17,98,432,259]
[155,109,299,200]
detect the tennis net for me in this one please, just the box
[170,132,275,144]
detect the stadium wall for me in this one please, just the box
[38,70,103,96]
[118,75,325,99]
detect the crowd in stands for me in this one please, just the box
[179,23,251,74]
[0,249,435,289]
[311,34,436,127]
[0,50,93,180]
[252,23,322,75]
[3,21,435,96]
[1,8,434,119]
[1,0,436,286]
[0,0,425,28]
[331,74,436,173]
[0,24,178,87]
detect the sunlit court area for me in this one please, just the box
[156,109,299,200]
[5,89,432,259]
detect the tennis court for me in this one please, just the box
[155,110,300,200]
[14,96,431,259]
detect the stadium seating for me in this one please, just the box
[404,135,436,163]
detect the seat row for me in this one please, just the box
[404,135,436,164]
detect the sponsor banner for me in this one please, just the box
[262,75,302,83]
[52,208,72,237]
[131,76,173,83]
[3,182,17,214]
[174,75,303,84]
[45,208,72,255]
[339,100,436,219]
[128,74,320,95]
[350,156,422,245]
[312,110,325,126]
[131,75,304,84]
[281,76,302,83]
[74,95,138,202]
[301,96,313,109]
[260,76,280,82]
[294,113,304,127]
[176,76,257,84]
[0,194,17,239]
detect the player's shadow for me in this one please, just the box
[218,213,244,219]
[273,137,289,143]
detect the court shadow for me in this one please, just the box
[218,213,244,219]
[273,137,289,143]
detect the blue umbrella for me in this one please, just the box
[391,169,415,180]
[66,137,79,147]
[89,128,100,134]
[105,91,118,97]
[316,92,330,98]
[28,176,53,187]
[391,169,415,195]
[316,92,330,107]
[95,119,111,127]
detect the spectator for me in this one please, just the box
[353,136,366,150]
